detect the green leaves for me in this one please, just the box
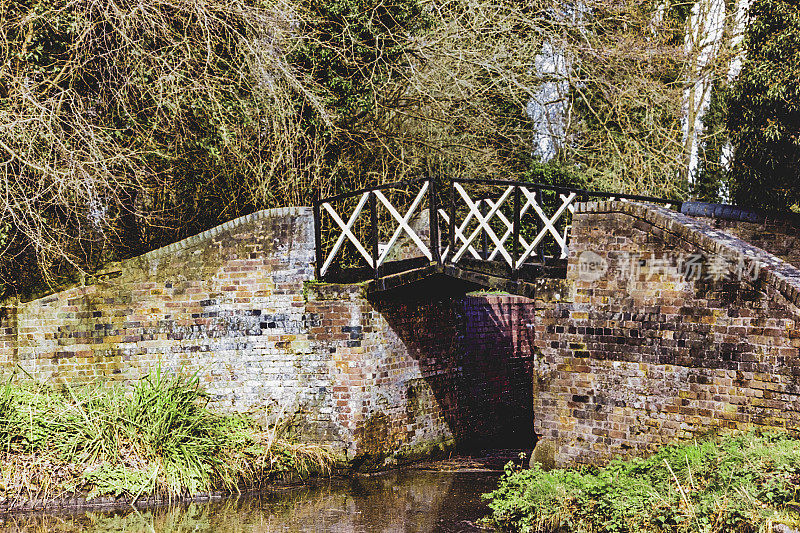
[728,0,800,210]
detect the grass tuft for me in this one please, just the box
[0,370,334,502]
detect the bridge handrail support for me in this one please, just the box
[512,186,521,281]
[428,178,441,264]
[370,191,379,280]
[452,177,681,207]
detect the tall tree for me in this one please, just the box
[0,0,306,298]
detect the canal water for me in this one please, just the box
[0,455,517,532]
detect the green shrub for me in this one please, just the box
[728,0,800,210]
[484,432,800,532]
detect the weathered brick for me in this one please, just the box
[534,202,800,467]
[0,207,537,465]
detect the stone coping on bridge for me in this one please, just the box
[138,206,312,262]
[575,201,800,309]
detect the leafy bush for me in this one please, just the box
[484,432,800,532]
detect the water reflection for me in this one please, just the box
[0,470,499,532]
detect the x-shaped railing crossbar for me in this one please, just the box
[319,192,373,275]
[316,180,433,278]
[442,184,577,269]
[313,178,679,281]
[373,182,432,267]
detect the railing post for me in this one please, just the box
[480,199,488,260]
[449,179,456,262]
[512,185,520,280]
[370,191,379,279]
[313,199,323,280]
[428,179,441,264]
[535,187,545,264]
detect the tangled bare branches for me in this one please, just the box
[0,0,311,295]
[384,0,690,195]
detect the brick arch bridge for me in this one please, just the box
[2,181,800,468]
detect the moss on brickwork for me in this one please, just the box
[303,280,369,301]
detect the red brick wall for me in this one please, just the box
[304,281,538,464]
[0,207,537,467]
[9,198,799,468]
[459,295,536,448]
[533,202,800,466]
[0,307,15,363]
[709,218,800,269]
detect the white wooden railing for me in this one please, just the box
[313,178,678,281]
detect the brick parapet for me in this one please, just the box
[536,201,800,466]
[575,201,800,307]
[0,306,17,366]
[9,197,798,469]
[138,206,313,262]
[704,218,800,270]
[5,208,344,450]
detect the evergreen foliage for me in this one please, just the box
[727,0,800,210]
[288,0,431,189]
[293,0,429,120]
[694,82,731,204]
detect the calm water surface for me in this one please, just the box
[0,467,505,532]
